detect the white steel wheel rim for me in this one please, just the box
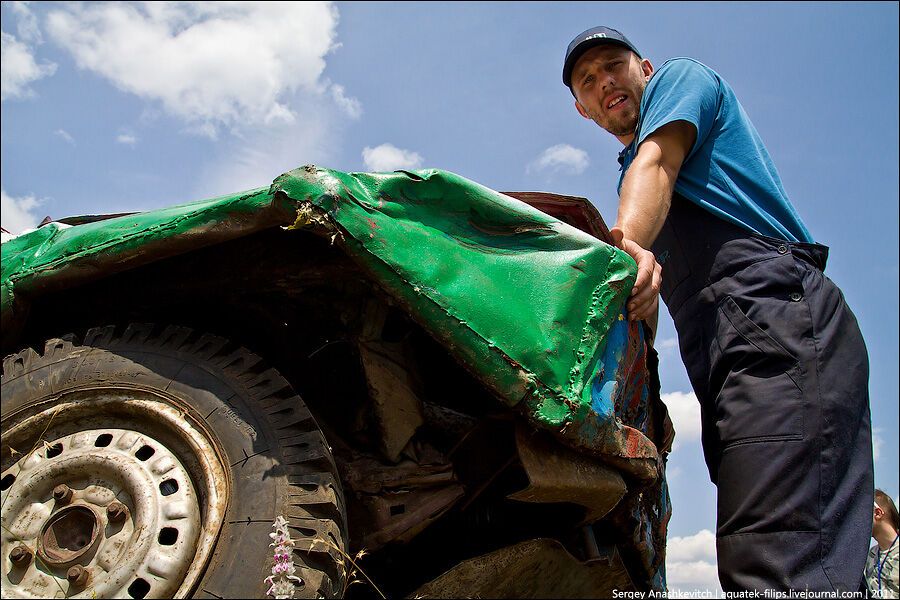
[1,388,230,599]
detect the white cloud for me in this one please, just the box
[116,134,138,146]
[666,529,722,593]
[329,83,362,119]
[1,31,57,101]
[45,2,351,135]
[55,129,75,145]
[10,2,43,44]
[873,427,883,462]
[1,189,41,235]
[669,529,716,563]
[197,92,341,198]
[656,337,679,351]
[661,391,702,450]
[527,143,589,176]
[362,143,424,172]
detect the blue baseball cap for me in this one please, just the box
[563,26,642,88]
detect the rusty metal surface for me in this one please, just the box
[410,538,635,598]
[358,484,465,549]
[508,423,627,524]
[1,389,230,598]
[0,169,673,593]
[606,473,672,592]
[358,340,425,463]
[342,455,464,551]
[502,191,614,244]
[343,457,456,495]
[38,504,102,567]
[420,401,479,444]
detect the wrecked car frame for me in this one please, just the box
[1,166,673,598]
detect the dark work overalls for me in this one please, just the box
[652,193,874,591]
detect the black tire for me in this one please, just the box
[1,324,348,599]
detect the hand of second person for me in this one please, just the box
[610,227,662,322]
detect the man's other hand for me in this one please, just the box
[610,226,662,322]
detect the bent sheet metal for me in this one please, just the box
[1,166,670,474]
[1,164,673,589]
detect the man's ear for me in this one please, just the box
[641,58,654,80]
[575,100,591,120]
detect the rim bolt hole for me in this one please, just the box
[128,578,151,599]
[95,434,113,447]
[158,527,179,545]
[159,479,179,497]
[135,445,155,461]
[1,473,14,491]
[46,443,63,458]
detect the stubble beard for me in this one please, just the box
[596,106,638,137]
[596,77,647,138]
[582,99,638,137]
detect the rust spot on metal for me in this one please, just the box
[343,457,456,495]
[66,564,90,587]
[507,423,627,523]
[107,500,128,523]
[358,299,426,462]
[355,484,465,550]
[52,484,73,504]
[342,451,464,551]
[9,544,33,566]
[38,504,102,567]
[502,191,615,243]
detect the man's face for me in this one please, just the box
[570,45,653,141]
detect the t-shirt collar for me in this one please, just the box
[617,142,635,170]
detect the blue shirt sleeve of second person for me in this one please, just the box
[637,58,720,159]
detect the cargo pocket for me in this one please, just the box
[709,296,804,448]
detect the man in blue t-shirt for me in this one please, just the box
[562,26,873,592]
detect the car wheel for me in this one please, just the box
[1,324,347,599]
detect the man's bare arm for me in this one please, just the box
[611,120,696,326]
[617,120,695,245]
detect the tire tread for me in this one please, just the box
[2,323,348,598]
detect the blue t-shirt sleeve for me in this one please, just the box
[637,59,719,159]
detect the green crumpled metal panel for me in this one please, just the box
[1,166,661,478]
[1,186,293,324]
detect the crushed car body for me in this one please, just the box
[1,166,673,598]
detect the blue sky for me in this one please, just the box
[2,2,897,592]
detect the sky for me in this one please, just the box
[2,1,898,593]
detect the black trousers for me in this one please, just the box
[652,195,873,592]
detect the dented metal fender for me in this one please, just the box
[1,165,665,479]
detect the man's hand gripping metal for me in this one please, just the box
[610,226,662,328]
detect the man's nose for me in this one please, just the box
[601,74,616,92]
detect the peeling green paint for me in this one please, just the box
[270,167,638,434]
[1,166,657,474]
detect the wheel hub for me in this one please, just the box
[38,504,103,567]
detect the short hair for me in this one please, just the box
[875,489,900,531]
